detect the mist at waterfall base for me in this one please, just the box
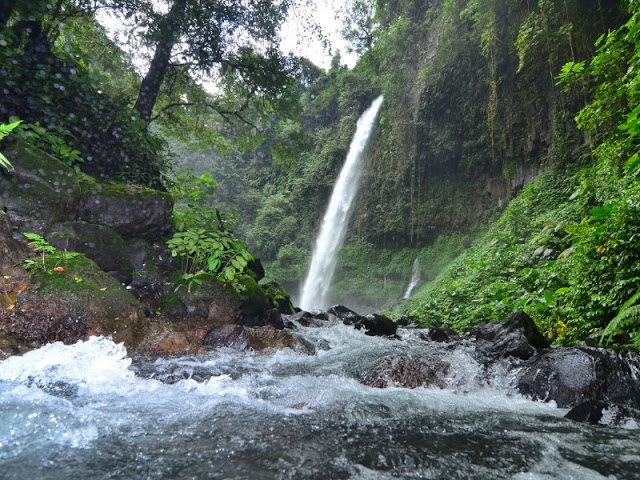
[299,96,384,312]
[2,322,640,479]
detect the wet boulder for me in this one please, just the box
[328,305,397,337]
[77,183,173,241]
[285,310,330,328]
[0,140,80,234]
[0,253,147,353]
[135,321,201,356]
[565,400,640,428]
[202,324,314,354]
[245,326,315,354]
[517,347,640,409]
[261,280,295,315]
[418,326,460,343]
[235,278,285,329]
[362,355,450,389]
[203,324,247,349]
[473,311,549,360]
[46,221,133,284]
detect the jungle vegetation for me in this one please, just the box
[1,0,639,347]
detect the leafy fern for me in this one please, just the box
[600,290,640,346]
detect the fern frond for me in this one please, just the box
[601,290,640,345]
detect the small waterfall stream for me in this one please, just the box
[403,257,421,299]
[300,96,384,311]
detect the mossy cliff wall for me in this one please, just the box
[350,0,625,248]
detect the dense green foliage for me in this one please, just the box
[2,0,639,347]
[400,3,640,347]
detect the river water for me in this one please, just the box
[1,319,639,479]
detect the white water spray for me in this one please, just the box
[403,257,421,299]
[299,96,384,311]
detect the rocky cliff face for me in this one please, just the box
[350,0,626,248]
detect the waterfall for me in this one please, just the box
[403,257,421,299]
[299,96,384,311]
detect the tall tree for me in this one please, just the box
[129,0,303,123]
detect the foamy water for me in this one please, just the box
[1,322,639,479]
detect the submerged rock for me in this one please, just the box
[473,311,549,360]
[565,400,640,428]
[517,347,640,409]
[362,355,450,389]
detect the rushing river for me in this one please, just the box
[1,319,639,479]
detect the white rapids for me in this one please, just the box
[1,321,639,479]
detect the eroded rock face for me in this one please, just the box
[517,347,640,409]
[473,311,549,360]
[362,355,450,389]
[77,184,173,241]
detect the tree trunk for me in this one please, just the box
[134,0,187,123]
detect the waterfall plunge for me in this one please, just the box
[299,96,384,311]
[403,258,421,299]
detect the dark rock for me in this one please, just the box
[1,141,80,234]
[247,258,265,281]
[328,305,397,337]
[395,316,419,327]
[77,183,173,241]
[47,221,133,284]
[565,400,640,428]
[517,347,640,409]
[585,329,630,348]
[203,324,247,349]
[361,314,398,337]
[261,280,295,314]
[328,304,361,322]
[362,355,450,389]
[286,310,330,328]
[419,326,459,343]
[127,239,173,293]
[473,311,549,360]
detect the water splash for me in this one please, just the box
[403,257,421,299]
[300,96,384,311]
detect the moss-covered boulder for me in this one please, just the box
[77,183,173,241]
[0,140,80,234]
[261,280,295,314]
[0,253,147,353]
[47,221,133,284]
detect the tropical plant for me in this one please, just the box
[0,119,22,172]
[10,119,84,172]
[22,232,80,274]
[167,228,253,292]
[600,290,640,347]
[22,233,57,272]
